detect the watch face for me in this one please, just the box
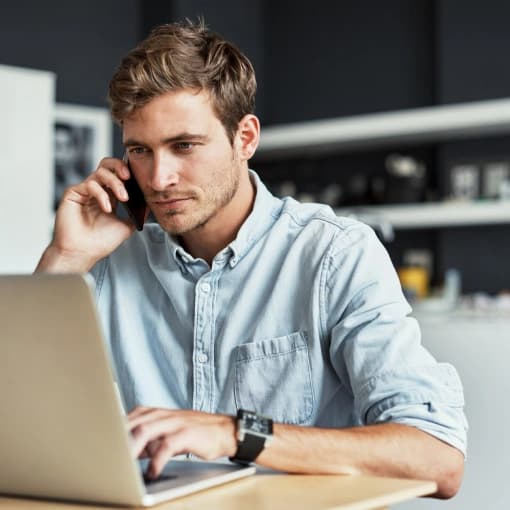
[241,411,272,435]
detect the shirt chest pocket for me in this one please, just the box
[233,331,314,425]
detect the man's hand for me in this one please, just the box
[36,158,137,273]
[128,407,238,479]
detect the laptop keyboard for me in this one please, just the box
[143,473,178,486]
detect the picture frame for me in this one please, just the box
[53,103,112,209]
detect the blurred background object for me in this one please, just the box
[398,248,433,301]
[449,163,480,200]
[384,153,427,203]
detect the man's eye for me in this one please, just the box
[128,147,147,158]
[175,142,194,152]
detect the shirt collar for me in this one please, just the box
[165,170,283,269]
[228,170,282,267]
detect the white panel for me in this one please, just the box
[0,64,55,273]
[397,311,510,510]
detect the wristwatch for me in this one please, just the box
[229,409,273,465]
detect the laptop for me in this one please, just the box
[0,273,255,506]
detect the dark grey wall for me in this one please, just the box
[0,1,139,107]
[263,0,434,124]
[436,0,510,104]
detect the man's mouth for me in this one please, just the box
[151,197,193,210]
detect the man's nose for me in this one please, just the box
[150,153,180,190]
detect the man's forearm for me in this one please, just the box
[255,422,464,499]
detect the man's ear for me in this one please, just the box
[235,114,260,161]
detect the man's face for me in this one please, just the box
[122,89,242,235]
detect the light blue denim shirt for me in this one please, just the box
[91,171,467,455]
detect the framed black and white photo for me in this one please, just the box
[54,104,112,209]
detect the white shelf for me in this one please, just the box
[257,98,510,159]
[336,201,510,229]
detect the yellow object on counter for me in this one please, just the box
[398,266,429,300]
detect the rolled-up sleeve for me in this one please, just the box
[326,223,468,456]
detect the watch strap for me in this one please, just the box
[229,433,266,465]
[229,409,272,466]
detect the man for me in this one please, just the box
[36,20,467,498]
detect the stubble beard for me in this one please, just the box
[153,158,241,236]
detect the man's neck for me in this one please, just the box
[179,170,255,266]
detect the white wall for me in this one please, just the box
[397,311,510,509]
[0,64,55,273]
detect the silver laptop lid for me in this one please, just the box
[0,273,146,506]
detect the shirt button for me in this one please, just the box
[200,282,211,293]
[198,353,209,363]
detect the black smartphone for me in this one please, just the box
[121,155,147,231]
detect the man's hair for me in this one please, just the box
[108,20,257,144]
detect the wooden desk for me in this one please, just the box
[0,474,436,510]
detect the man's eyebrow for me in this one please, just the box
[123,133,209,147]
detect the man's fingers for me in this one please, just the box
[127,405,151,420]
[97,157,130,179]
[127,408,204,430]
[130,417,183,457]
[128,407,172,430]
[63,177,118,215]
[146,430,190,479]
[95,167,129,203]
[61,182,92,205]
[85,180,114,213]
